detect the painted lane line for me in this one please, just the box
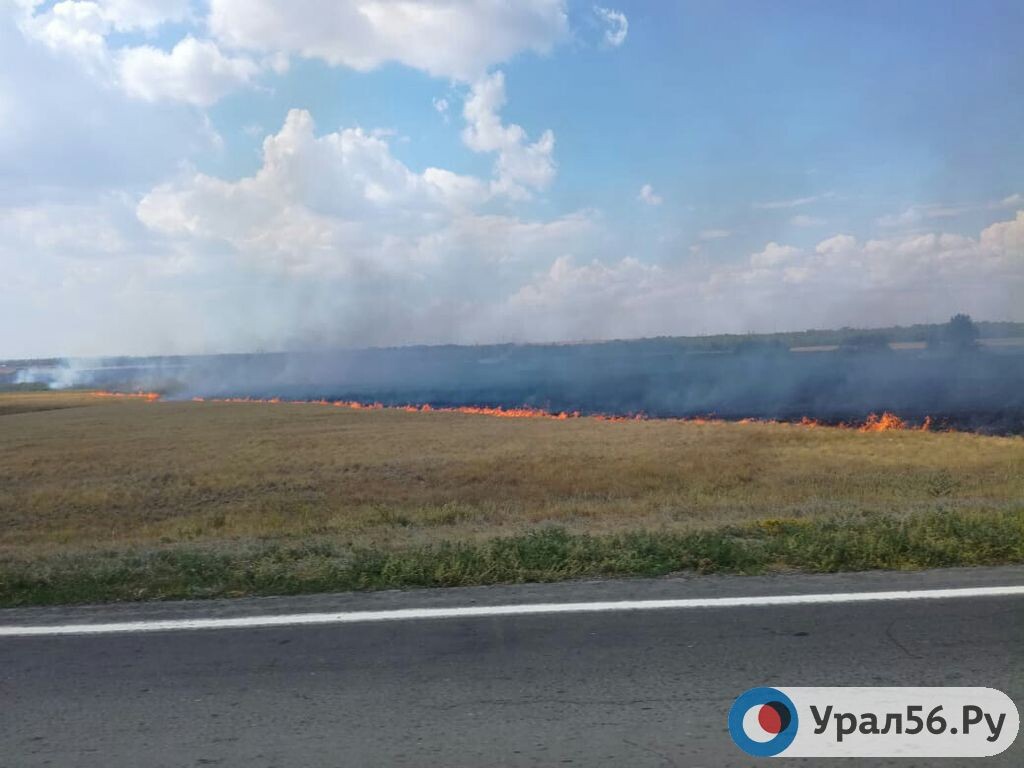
[1,585,1022,638]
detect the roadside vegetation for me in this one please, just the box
[1,392,1022,605]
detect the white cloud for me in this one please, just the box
[432,95,451,124]
[462,71,556,198]
[877,203,971,228]
[505,210,1024,341]
[753,192,832,210]
[120,107,592,351]
[508,255,666,340]
[119,37,259,106]
[100,0,191,31]
[980,209,1024,254]
[749,241,799,267]
[814,234,857,255]
[14,0,191,53]
[6,173,1023,355]
[410,210,596,267]
[17,0,112,71]
[137,109,575,276]
[5,4,1021,356]
[0,9,219,199]
[790,214,824,228]
[699,228,730,240]
[0,193,216,357]
[878,196,1024,228]
[13,2,260,105]
[593,6,627,47]
[638,184,662,206]
[208,0,569,81]
[11,1,568,115]
[0,198,131,259]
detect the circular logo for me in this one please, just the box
[729,687,799,757]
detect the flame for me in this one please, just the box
[90,391,942,432]
[91,391,160,402]
[858,412,906,432]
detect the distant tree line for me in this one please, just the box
[617,314,1009,354]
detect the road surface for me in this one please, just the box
[1,567,1022,767]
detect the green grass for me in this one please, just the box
[2,509,1022,606]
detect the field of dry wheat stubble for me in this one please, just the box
[1,391,1023,605]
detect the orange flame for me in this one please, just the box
[858,412,906,432]
[92,391,161,402]
[91,391,941,432]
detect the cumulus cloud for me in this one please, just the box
[137,109,579,277]
[12,0,572,112]
[0,101,592,355]
[980,209,1024,253]
[462,71,556,198]
[119,37,259,106]
[13,1,260,104]
[505,211,1024,340]
[593,6,627,47]
[0,9,219,199]
[637,184,662,206]
[208,0,569,81]
[13,0,191,54]
[749,241,799,267]
[11,1,570,116]
[16,0,113,71]
[99,0,191,31]
[508,256,666,340]
[125,102,590,349]
[6,174,1022,354]
[5,3,1021,357]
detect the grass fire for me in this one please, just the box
[98,390,934,432]
[1,389,1021,606]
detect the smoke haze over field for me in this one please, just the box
[2,2,1023,359]
[18,330,1024,434]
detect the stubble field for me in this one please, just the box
[1,391,1022,605]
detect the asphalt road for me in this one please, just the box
[1,567,1022,767]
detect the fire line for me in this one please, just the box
[90,391,934,432]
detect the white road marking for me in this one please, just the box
[1,585,1022,637]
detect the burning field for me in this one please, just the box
[17,333,1024,435]
[1,390,1022,606]
[93,390,938,432]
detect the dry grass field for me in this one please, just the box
[1,391,1023,604]
[0,389,100,416]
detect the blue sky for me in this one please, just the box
[1,0,1022,357]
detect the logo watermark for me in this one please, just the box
[729,687,1019,758]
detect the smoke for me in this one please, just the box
[21,338,1024,434]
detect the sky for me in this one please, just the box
[1,0,1022,358]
